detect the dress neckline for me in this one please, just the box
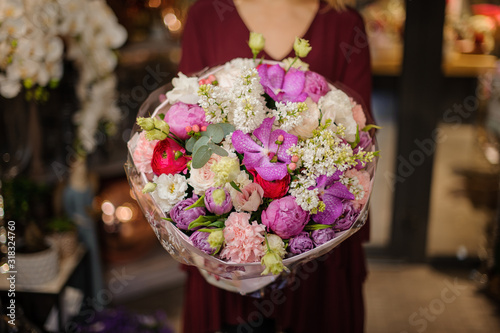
[232,0,323,61]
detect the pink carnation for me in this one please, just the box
[164,102,208,140]
[345,169,371,209]
[220,212,265,263]
[133,131,157,173]
[350,98,366,129]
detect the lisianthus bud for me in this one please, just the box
[142,182,157,193]
[261,251,286,275]
[153,117,170,134]
[294,37,312,58]
[248,32,265,55]
[208,230,224,253]
[137,117,155,131]
[266,234,286,258]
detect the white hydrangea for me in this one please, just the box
[272,101,307,131]
[151,174,188,213]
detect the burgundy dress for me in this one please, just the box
[178,1,372,332]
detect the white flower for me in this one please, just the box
[0,74,21,98]
[282,57,309,70]
[272,101,307,132]
[0,0,23,21]
[187,154,221,195]
[151,174,188,212]
[289,97,320,138]
[166,72,200,104]
[318,89,358,142]
[0,17,27,40]
[216,58,255,89]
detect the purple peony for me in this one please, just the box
[257,64,307,102]
[311,228,336,246]
[170,195,206,230]
[204,187,233,215]
[261,196,309,239]
[335,201,360,231]
[303,71,330,103]
[164,102,208,140]
[189,230,216,255]
[289,232,314,254]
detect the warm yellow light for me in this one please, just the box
[1,263,9,274]
[168,19,182,32]
[101,200,115,216]
[148,0,161,8]
[102,213,115,225]
[116,205,133,223]
[163,13,177,27]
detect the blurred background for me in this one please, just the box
[1,0,500,332]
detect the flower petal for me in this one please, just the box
[232,130,263,154]
[268,130,298,163]
[282,68,305,98]
[253,117,274,149]
[312,194,343,224]
[267,64,285,91]
[255,161,289,181]
[243,151,266,170]
[325,182,355,200]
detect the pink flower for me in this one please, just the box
[232,183,264,212]
[303,71,330,103]
[133,131,158,174]
[261,196,309,239]
[187,154,221,195]
[220,212,265,263]
[164,102,208,140]
[350,98,366,129]
[345,169,371,209]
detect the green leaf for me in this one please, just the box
[161,217,174,222]
[197,228,220,233]
[303,224,332,231]
[229,181,242,193]
[208,220,225,228]
[158,113,165,120]
[206,124,225,143]
[185,136,197,152]
[362,124,382,132]
[218,123,235,136]
[349,126,360,149]
[192,146,213,169]
[186,194,206,210]
[193,136,209,154]
[208,142,228,157]
[188,216,211,230]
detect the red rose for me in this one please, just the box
[249,170,290,199]
[151,139,189,175]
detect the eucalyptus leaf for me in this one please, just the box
[218,123,235,136]
[193,136,209,154]
[192,146,213,169]
[185,136,197,152]
[303,224,332,231]
[186,194,205,210]
[208,142,228,157]
[206,124,224,143]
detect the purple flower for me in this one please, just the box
[353,131,373,170]
[170,195,206,230]
[311,228,336,246]
[303,71,330,103]
[204,187,233,215]
[289,232,314,254]
[257,64,308,102]
[311,172,355,224]
[261,196,309,239]
[164,102,208,140]
[232,117,298,181]
[190,230,216,255]
[335,201,360,231]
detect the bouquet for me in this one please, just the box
[125,33,379,294]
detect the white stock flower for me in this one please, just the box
[166,72,200,104]
[318,89,358,142]
[152,174,189,212]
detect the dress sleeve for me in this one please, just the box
[178,6,206,75]
[338,10,374,124]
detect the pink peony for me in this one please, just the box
[345,169,371,209]
[164,102,208,140]
[303,71,330,103]
[220,212,265,263]
[261,196,309,239]
[133,131,158,174]
[350,98,366,129]
[232,183,264,212]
